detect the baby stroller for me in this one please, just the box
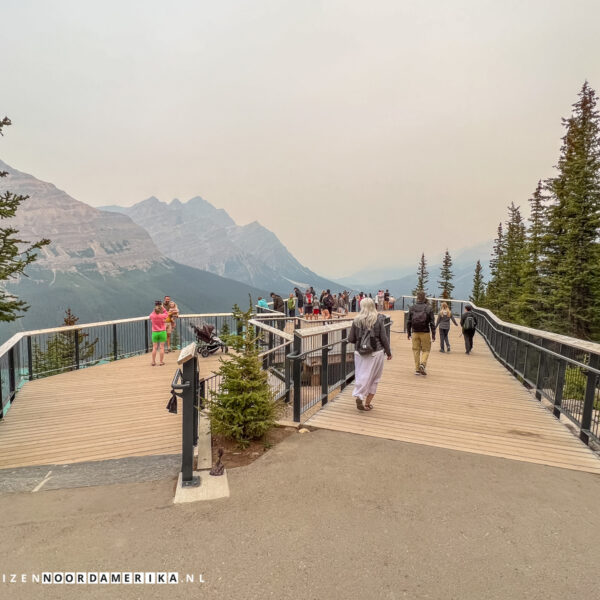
[190,322,228,358]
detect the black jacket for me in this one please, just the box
[271,294,284,312]
[348,314,391,357]
[460,311,478,331]
[407,302,436,336]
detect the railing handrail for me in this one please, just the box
[401,295,600,355]
[0,312,236,361]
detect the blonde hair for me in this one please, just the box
[439,302,451,317]
[354,297,378,329]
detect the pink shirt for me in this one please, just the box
[149,310,167,332]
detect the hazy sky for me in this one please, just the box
[2,1,599,277]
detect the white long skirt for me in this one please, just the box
[352,350,385,401]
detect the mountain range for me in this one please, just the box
[100,197,342,293]
[0,160,269,338]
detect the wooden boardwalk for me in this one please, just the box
[0,351,224,469]
[307,325,600,474]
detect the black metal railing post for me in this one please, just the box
[8,347,15,403]
[534,342,545,400]
[292,333,302,422]
[27,335,33,381]
[74,329,80,370]
[553,358,566,419]
[112,324,118,361]
[579,353,600,445]
[181,355,200,487]
[321,332,329,406]
[144,320,149,354]
[198,378,206,410]
[341,328,348,390]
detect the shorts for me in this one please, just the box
[313,308,320,315]
[152,331,167,343]
[305,306,313,314]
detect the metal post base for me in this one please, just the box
[182,476,201,488]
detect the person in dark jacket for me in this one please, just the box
[348,298,392,410]
[406,291,436,375]
[270,292,285,330]
[435,301,458,352]
[294,287,304,316]
[460,304,478,354]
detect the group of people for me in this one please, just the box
[148,295,179,366]
[349,291,478,411]
[258,287,397,321]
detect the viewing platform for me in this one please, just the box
[0,301,599,476]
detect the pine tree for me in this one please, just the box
[438,249,454,300]
[470,260,486,305]
[516,181,548,327]
[543,81,600,340]
[486,223,504,313]
[209,303,279,448]
[0,117,50,321]
[412,253,429,296]
[498,202,527,319]
[32,309,99,377]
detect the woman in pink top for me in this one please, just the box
[149,302,168,366]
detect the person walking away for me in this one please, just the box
[460,304,478,354]
[351,295,357,312]
[435,301,457,353]
[270,292,285,330]
[384,289,390,310]
[304,289,313,320]
[407,291,436,375]
[149,301,168,366]
[165,300,179,353]
[287,293,296,317]
[294,287,304,316]
[348,298,392,410]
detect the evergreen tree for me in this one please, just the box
[209,302,279,448]
[0,117,50,321]
[516,181,548,327]
[486,223,504,313]
[470,260,486,305]
[32,309,99,377]
[438,249,454,300]
[498,202,527,319]
[412,253,429,296]
[543,81,600,340]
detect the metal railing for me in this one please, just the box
[472,304,600,447]
[0,312,237,419]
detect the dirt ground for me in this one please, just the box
[211,425,296,468]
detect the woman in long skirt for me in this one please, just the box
[348,298,392,411]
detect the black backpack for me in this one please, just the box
[357,324,377,355]
[411,305,428,329]
[463,314,476,332]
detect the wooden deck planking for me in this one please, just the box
[0,351,224,469]
[306,323,600,474]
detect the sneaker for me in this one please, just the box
[419,364,427,376]
[414,370,421,376]
[447,347,451,352]
[439,349,445,353]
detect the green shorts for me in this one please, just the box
[152,331,167,343]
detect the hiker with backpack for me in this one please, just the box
[460,304,478,354]
[294,287,304,316]
[304,289,314,320]
[348,297,392,411]
[322,289,334,319]
[435,301,458,353]
[406,291,436,376]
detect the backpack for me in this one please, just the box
[463,314,476,332]
[357,325,377,355]
[324,295,334,309]
[411,305,428,329]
